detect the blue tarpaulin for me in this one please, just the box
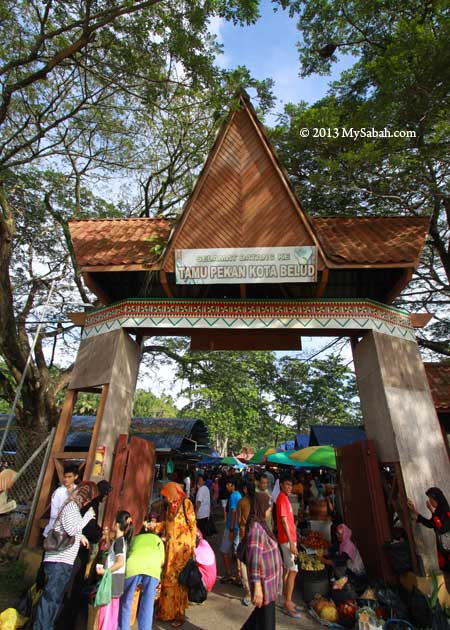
[309,425,366,447]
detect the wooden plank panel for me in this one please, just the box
[102,434,129,530]
[28,389,77,547]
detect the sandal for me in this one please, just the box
[220,576,235,584]
[283,608,302,619]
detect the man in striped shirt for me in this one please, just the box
[34,483,96,630]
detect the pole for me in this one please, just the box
[20,427,55,552]
[0,280,56,456]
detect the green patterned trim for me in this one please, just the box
[81,298,415,342]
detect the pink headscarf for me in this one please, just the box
[337,524,365,575]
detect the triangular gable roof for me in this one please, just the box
[161,93,326,273]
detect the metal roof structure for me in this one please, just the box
[8,415,210,455]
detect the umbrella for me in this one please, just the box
[289,445,336,469]
[267,451,320,468]
[249,447,278,464]
[221,456,247,468]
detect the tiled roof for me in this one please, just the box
[311,217,429,266]
[68,215,429,270]
[68,218,170,268]
[424,363,450,412]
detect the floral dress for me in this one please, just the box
[157,498,197,621]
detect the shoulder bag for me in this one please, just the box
[43,500,76,552]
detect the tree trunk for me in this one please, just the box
[0,183,58,453]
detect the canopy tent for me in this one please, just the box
[289,445,336,469]
[249,447,278,464]
[267,451,319,468]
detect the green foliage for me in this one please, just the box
[166,339,361,454]
[274,354,362,431]
[271,0,450,357]
[133,389,179,417]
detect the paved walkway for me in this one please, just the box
[152,511,319,630]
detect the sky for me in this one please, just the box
[209,1,354,121]
[138,3,357,402]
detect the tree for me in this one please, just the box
[274,354,362,432]
[0,1,270,443]
[272,0,450,357]
[132,390,179,417]
[177,349,282,455]
[152,337,362,454]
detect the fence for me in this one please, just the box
[0,423,54,552]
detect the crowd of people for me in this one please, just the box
[31,461,450,630]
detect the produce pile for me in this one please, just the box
[300,530,330,550]
[298,551,325,571]
[310,587,388,628]
[311,595,339,623]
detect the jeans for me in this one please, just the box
[118,574,159,630]
[33,562,73,630]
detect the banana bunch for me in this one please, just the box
[298,551,325,571]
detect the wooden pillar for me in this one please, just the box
[69,329,140,482]
[28,330,140,548]
[28,389,78,547]
[353,331,450,574]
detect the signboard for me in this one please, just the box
[175,246,317,285]
[93,445,106,477]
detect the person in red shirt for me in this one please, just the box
[276,475,301,619]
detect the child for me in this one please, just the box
[96,511,133,630]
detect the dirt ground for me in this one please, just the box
[152,510,319,630]
[0,509,321,630]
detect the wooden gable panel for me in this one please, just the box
[163,97,322,273]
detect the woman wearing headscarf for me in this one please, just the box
[408,487,450,591]
[241,492,283,630]
[34,483,96,630]
[150,481,196,627]
[323,523,366,591]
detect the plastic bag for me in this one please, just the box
[409,587,432,628]
[431,602,449,630]
[179,558,207,603]
[377,586,410,620]
[386,541,412,575]
[0,608,28,630]
[94,570,112,607]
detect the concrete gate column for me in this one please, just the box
[353,331,450,574]
[68,328,141,480]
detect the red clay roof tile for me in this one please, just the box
[68,218,170,268]
[310,216,429,266]
[68,215,429,270]
[424,363,450,412]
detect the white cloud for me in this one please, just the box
[207,16,232,70]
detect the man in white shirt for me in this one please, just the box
[195,474,211,537]
[43,464,78,537]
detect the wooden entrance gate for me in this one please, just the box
[336,439,394,582]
